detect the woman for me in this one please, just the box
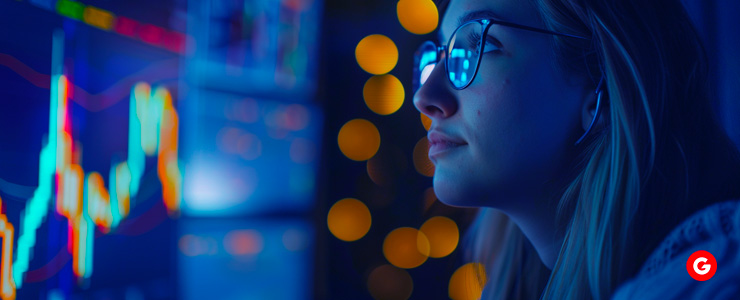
[412,0,740,298]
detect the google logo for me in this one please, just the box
[686,250,717,281]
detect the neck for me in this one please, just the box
[500,194,565,270]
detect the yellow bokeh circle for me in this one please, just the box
[327,198,372,242]
[449,263,487,300]
[363,74,405,115]
[397,0,439,35]
[383,227,430,269]
[420,113,432,131]
[413,137,435,177]
[338,119,381,161]
[367,264,414,300]
[423,187,436,211]
[366,156,390,187]
[355,34,398,75]
[420,216,459,258]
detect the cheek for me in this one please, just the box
[497,53,580,142]
[468,78,525,144]
[470,71,579,188]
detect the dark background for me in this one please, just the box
[0,0,737,299]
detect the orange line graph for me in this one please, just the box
[0,196,15,300]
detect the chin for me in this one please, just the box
[432,165,525,210]
[432,171,487,208]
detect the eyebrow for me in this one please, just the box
[438,9,508,43]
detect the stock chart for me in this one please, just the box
[0,0,322,298]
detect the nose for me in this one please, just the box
[413,58,459,120]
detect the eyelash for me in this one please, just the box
[469,32,502,54]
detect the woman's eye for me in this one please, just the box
[469,33,502,54]
[481,39,501,53]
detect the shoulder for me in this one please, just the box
[611,199,740,300]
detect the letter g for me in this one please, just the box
[693,257,710,275]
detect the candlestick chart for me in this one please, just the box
[0,0,321,298]
[0,26,183,298]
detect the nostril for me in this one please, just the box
[426,105,443,116]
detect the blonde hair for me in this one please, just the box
[465,0,740,299]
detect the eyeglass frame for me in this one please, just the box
[414,18,591,92]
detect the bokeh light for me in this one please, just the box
[338,119,381,161]
[383,227,430,269]
[224,229,264,256]
[178,234,202,257]
[367,264,414,300]
[217,127,263,160]
[327,198,372,242]
[363,74,405,115]
[449,263,487,300]
[178,234,219,257]
[366,145,408,187]
[236,132,262,160]
[420,113,432,131]
[355,34,398,75]
[224,98,259,123]
[420,216,459,258]
[289,137,317,164]
[423,187,436,211]
[282,229,309,252]
[217,127,239,153]
[367,156,391,187]
[283,104,311,131]
[413,137,435,177]
[356,172,396,209]
[396,0,439,35]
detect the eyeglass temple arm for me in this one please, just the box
[574,76,606,145]
[436,46,446,57]
[490,20,590,40]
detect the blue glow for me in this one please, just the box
[127,87,145,198]
[178,219,314,300]
[182,92,322,217]
[451,48,465,58]
[419,51,437,71]
[12,29,65,288]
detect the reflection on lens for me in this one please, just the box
[414,41,438,92]
[448,22,480,89]
[419,64,435,86]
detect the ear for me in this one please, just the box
[581,88,605,131]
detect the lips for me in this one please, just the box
[427,131,466,160]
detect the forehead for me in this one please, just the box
[439,0,541,42]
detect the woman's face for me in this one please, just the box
[414,0,590,209]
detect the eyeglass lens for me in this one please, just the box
[413,21,484,92]
[448,21,483,89]
[413,41,438,92]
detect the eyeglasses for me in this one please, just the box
[413,19,589,92]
